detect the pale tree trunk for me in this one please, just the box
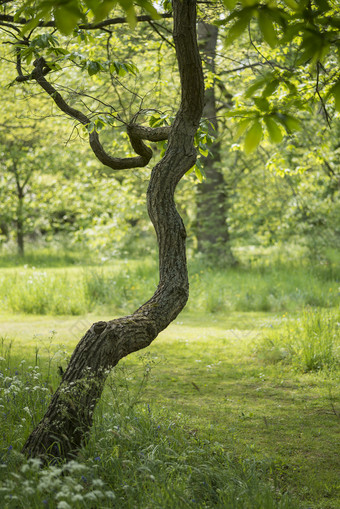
[22,0,204,461]
[196,22,236,265]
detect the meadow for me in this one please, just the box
[0,246,339,508]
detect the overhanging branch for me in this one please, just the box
[17,57,171,172]
[0,12,173,31]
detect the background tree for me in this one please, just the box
[195,21,237,265]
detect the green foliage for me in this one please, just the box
[219,0,340,154]
[14,0,161,36]
[186,119,215,181]
[244,119,262,154]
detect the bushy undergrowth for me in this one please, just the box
[0,345,298,509]
[255,308,340,372]
[0,255,338,316]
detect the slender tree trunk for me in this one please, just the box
[17,192,25,256]
[0,221,9,241]
[196,22,236,265]
[22,0,204,461]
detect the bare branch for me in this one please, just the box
[0,13,173,30]
[147,20,175,48]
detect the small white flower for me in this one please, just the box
[71,494,84,502]
[92,479,104,487]
[57,501,71,509]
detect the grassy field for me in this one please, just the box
[0,248,339,508]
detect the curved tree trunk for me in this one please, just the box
[196,22,236,265]
[22,0,204,461]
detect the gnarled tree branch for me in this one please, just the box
[17,57,171,171]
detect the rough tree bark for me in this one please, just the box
[196,22,236,265]
[22,0,204,461]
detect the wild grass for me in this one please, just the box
[0,256,338,316]
[0,308,339,508]
[0,345,298,509]
[254,308,340,372]
[0,245,93,268]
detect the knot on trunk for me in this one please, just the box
[93,321,107,334]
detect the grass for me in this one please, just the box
[255,308,340,372]
[0,330,299,509]
[0,310,339,508]
[0,255,338,316]
[0,247,339,508]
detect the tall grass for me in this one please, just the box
[0,245,93,268]
[0,257,338,316]
[254,308,340,372]
[0,270,87,315]
[0,342,297,508]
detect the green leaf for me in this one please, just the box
[330,81,340,112]
[264,117,283,143]
[262,78,280,98]
[20,16,41,36]
[235,118,253,139]
[110,61,137,77]
[125,6,137,29]
[254,97,270,112]
[195,166,205,183]
[258,10,278,48]
[54,7,79,35]
[282,0,299,10]
[138,0,161,19]
[199,147,209,157]
[54,6,80,35]
[93,0,116,22]
[85,122,95,133]
[284,115,301,132]
[87,61,101,76]
[222,0,237,9]
[245,77,267,98]
[185,162,205,182]
[244,120,263,153]
[225,9,253,47]
[276,113,301,133]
